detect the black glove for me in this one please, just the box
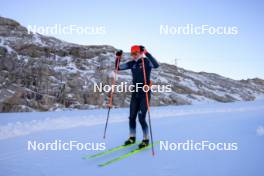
[139,46,145,52]
[116,50,123,57]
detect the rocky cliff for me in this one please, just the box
[0,16,264,112]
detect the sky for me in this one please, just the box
[1,0,264,80]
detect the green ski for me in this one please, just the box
[98,141,159,167]
[82,142,138,159]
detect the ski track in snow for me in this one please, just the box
[0,100,264,140]
[0,100,263,176]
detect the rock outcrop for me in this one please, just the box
[0,16,264,112]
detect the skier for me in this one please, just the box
[115,45,159,148]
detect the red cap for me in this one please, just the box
[131,45,140,53]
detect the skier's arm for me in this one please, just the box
[114,49,132,70]
[116,60,132,70]
[139,46,159,68]
[145,52,159,68]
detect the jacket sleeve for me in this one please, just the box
[145,52,159,68]
[115,60,133,70]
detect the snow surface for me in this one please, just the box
[0,100,264,176]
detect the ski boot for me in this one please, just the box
[138,139,149,149]
[124,137,136,146]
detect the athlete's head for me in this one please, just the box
[130,45,141,59]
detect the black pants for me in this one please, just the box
[129,91,151,139]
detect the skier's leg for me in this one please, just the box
[129,93,140,137]
[124,93,139,145]
[138,92,151,140]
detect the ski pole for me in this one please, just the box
[103,54,121,139]
[141,57,155,156]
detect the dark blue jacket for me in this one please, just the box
[116,52,159,87]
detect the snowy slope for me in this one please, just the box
[0,100,264,176]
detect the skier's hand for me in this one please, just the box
[116,50,123,57]
[139,45,147,54]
